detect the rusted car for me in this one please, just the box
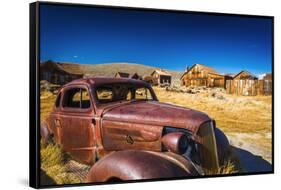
[41,77,230,182]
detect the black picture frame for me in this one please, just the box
[30,1,274,189]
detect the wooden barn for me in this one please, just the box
[40,61,83,85]
[225,71,261,96]
[181,64,225,88]
[233,70,257,80]
[151,69,172,86]
[263,73,272,95]
[263,73,272,81]
[142,75,158,86]
[130,73,141,80]
[115,72,130,78]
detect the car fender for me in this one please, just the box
[215,128,230,165]
[86,150,199,182]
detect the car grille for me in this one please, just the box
[197,121,219,170]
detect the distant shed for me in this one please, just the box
[263,73,272,95]
[142,75,158,86]
[115,72,130,78]
[130,73,141,80]
[151,69,172,86]
[40,61,83,85]
[263,73,272,80]
[114,72,142,80]
[226,71,262,96]
[233,71,258,80]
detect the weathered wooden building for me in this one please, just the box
[115,72,130,78]
[115,72,142,80]
[226,71,261,96]
[151,69,172,86]
[233,71,257,80]
[142,75,158,86]
[40,61,83,85]
[181,64,226,88]
[263,73,272,95]
[130,73,141,80]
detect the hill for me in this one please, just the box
[58,62,183,85]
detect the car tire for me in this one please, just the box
[215,128,230,165]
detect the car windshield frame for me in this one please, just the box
[93,83,157,105]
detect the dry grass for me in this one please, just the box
[204,148,241,175]
[40,90,56,122]
[205,160,238,175]
[40,140,82,185]
[40,91,82,185]
[153,87,272,134]
[40,86,272,184]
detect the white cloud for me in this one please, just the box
[73,55,78,58]
[258,73,266,80]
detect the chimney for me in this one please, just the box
[185,65,189,72]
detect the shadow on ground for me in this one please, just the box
[231,146,272,173]
[40,169,56,186]
[38,146,272,186]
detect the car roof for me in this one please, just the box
[64,77,150,88]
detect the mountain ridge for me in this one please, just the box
[57,62,183,84]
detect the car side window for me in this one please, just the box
[62,87,91,109]
[96,88,113,103]
[126,90,132,100]
[81,89,91,108]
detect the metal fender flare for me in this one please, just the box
[215,128,230,165]
[86,150,199,182]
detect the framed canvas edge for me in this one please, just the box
[29,1,275,189]
[29,2,41,189]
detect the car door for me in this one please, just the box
[45,91,65,146]
[59,85,96,164]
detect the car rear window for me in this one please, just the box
[135,87,153,100]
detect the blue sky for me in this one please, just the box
[40,4,273,75]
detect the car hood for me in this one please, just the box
[101,101,211,134]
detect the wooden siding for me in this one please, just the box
[226,79,271,96]
[151,71,171,85]
[130,73,141,80]
[115,72,130,78]
[181,65,225,88]
[40,61,83,85]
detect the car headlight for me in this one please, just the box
[161,132,189,154]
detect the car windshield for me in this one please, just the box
[94,83,155,104]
